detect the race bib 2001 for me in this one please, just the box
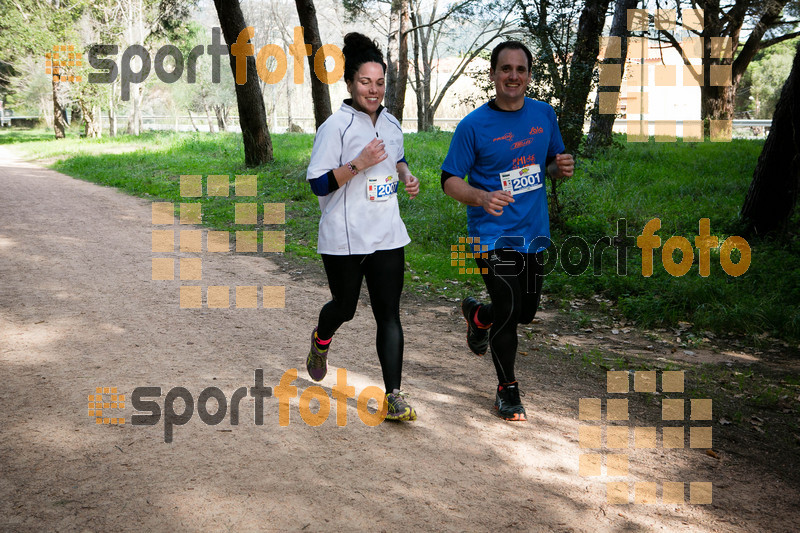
[367,175,399,201]
[500,164,542,196]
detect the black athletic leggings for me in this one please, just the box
[316,247,405,392]
[474,249,544,384]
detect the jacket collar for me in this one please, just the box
[341,99,385,121]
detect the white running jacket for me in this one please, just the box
[306,101,411,255]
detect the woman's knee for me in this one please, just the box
[330,298,358,322]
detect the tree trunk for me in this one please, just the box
[286,70,293,130]
[412,11,423,131]
[126,86,143,135]
[741,40,800,235]
[586,0,638,153]
[701,84,736,121]
[386,0,410,122]
[204,103,216,133]
[695,0,790,122]
[81,103,101,138]
[52,77,67,139]
[386,0,400,113]
[559,0,612,154]
[414,13,434,132]
[294,0,332,129]
[187,109,200,132]
[214,104,227,131]
[108,83,117,137]
[70,102,82,127]
[213,0,273,166]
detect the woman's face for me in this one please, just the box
[346,62,385,119]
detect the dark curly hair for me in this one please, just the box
[342,32,386,83]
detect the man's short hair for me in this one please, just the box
[490,41,533,72]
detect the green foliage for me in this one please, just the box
[4,128,799,343]
[737,37,800,118]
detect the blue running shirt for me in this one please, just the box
[442,98,565,253]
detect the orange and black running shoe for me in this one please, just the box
[461,296,490,355]
[495,382,527,421]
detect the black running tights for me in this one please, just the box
[474,249,544,384]
[317,247,405,392]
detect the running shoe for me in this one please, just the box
[306,328,328,382]
[385,391,417,421]
[495,382,527,421]
[461,296,490,355]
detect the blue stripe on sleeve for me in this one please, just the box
[309,170,340,196]
[309,173,329,196]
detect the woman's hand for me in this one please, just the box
[401,174,419,199]
[352,138,387,171]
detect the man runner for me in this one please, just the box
[441,41,574,421]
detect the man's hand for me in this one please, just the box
[353,138,387,170]
[482,190,514,216]
[548,153,574,180]
[401,173,419,199]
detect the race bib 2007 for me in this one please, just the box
[500,164,542,196]
[367,175,399,201]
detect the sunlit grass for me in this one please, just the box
[3,127,797,342]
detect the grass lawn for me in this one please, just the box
[4,127,798,344]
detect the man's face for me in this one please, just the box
[489,48,531,106]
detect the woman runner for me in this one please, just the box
[304,32,420,422]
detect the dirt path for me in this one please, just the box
[1,146,798,532]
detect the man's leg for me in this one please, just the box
[518,251,545,325]
[472,249,528,421]
[476,249,526,383]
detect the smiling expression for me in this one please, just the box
[346,62,386,122]
[490,49,531,111]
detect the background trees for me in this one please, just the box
[213,0,273,166]
[657,0,800,123]
[1,0,797,163]
[741,38,800,235]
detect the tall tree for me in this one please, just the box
[658,0,800,122]
[740,39,800,235]
[516,0,583,109]
[0,0,81,138]
[557,0,612,153]
[385,0,410,121]
[213,0,273,166]
[342,0,411,122]
[585,0,639,153]
[293,0,332,129]
[410,0,517,131]
[516,0,587,219]
[119,0,195,135]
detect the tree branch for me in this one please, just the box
[732,0,791,83]
[430,11,517,113]
[659,29,694,67]
[761,29,800,49]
